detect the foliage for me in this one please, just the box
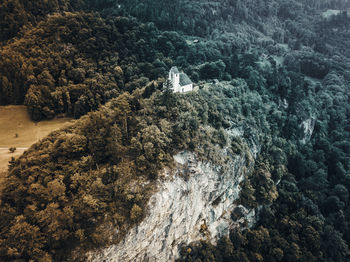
[1,0,350,261]
[0,12,175,120]
[0,78,269,260]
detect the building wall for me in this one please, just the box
[180,83,193,93]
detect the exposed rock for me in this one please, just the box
[88,130,258,262]
[300,118,316,144]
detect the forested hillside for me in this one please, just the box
[0,0,350,261]
[0,10,175,120]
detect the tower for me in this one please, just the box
[169,66,180,92]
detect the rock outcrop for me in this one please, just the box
[300,117,316,144]
[88,129,259,262]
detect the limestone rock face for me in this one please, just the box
[88,130,258,262]
[300,118,316,144]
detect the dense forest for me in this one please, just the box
[0,0,350,261]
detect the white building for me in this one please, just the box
[168,66,193,93]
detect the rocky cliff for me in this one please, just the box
[300,117,316,144]
[88,128,259,261]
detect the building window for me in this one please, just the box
[182,88,184,92]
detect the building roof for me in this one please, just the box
[179,73,192,86]
[170,66,179,74]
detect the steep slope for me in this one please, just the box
[0,12,171,120]
[89,130,259,261]
[0,80,277,261]
[0,0,350,261]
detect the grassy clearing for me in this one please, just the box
[0,105,72,147]
[0,105,72,187]
[0,148,26,192]
[0,148,26,172]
